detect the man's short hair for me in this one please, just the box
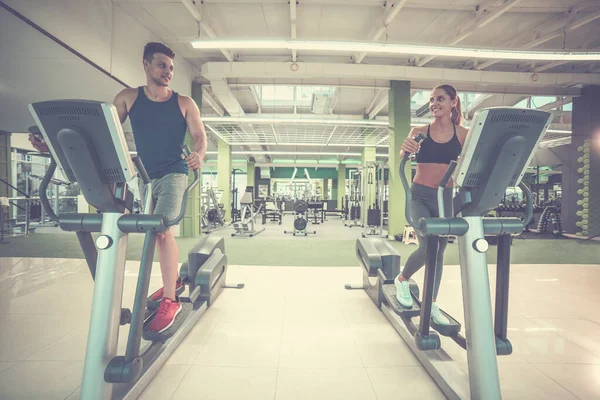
[143,42,175,63]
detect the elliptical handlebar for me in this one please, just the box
[164,145,200,227]
[518,181,534,228]
[39,158,60,222]
[439,160,458,188]
[399,133,426,229]
[38,145,200,227]
[132,156,151,185]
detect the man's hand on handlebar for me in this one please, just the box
[183,151,202,170]
[28,133,50,153]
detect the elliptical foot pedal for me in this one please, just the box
[142,302,192,343]
[422,304,461,337]
[381,283,421,317]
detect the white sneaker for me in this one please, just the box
[431,302,450,325]
[395,277,413,308]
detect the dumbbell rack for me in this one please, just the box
[284,200,316,236]
[575,141,590,238]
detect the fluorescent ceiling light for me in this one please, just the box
[191,39,600,61]
[229,150,387,157]
[203,116,388,126]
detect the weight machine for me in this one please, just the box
[344,169,363,228]
[232,188,265,237]
[231,168,243,223]
[362,161,387,238]
[201,187,226,233]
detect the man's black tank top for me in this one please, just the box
[128,87,188,179]
[415,124,462,165]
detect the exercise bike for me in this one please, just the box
[29,99,244,400]
[346,107,553,399]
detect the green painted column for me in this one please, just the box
[361,147,377,225]
[0,132,11,226]
[332,180,338,207]
[323,179,329,200]
[388,80,412,237]
[247,162,255,188]
[336,164,346,211]
[180,83,203,237]
[217,138,231,222]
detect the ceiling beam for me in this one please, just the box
[465,94,527,119]
[533,37,599,72]
[113,0,599,14]
[368,96,388,119]
[209,79,245,116]
[201,62,600,96]
[354,0,409,64]
[180,0,234,62]
[365,89,386,115]
[290,0,297,62]
[417,0,524,67]
[201,87,225,116]
[476,9,600,70]
[249,86,262,113]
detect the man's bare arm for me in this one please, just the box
[113,89,132,125]
[184,97,207,161]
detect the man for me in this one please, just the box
[30,42,207,333]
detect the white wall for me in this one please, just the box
[0,0,194,133]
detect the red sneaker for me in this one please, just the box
[150,278,184,302]
[147,298,182,333]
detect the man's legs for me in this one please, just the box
[146,173,187,333]
[156,228,179,300]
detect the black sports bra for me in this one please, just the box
[415,124,462,165]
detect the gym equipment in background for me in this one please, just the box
[232,188,265,237]
[362,161,386,238]
[201,187,226,233]
[344,169,363,228]
[284,199,316,236]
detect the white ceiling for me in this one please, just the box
[3,0,600,166]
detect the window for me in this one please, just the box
[257,85,335,106]
[260,86,295,102]
[530,96,558,108]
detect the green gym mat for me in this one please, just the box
[0,233,599,266]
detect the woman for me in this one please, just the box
[396,84,468,325]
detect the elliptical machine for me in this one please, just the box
[347,107,553,399]
[29,99,244,400]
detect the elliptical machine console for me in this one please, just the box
[348,107,553,400]
[29,100,244,400]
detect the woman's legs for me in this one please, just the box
[396,185,453,324]
[395,188,432,308]
[433,237,448,301]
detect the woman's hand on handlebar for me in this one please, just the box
[28,133,50,153]
[400,134,421,157]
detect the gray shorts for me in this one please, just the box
[138,173,187,224]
